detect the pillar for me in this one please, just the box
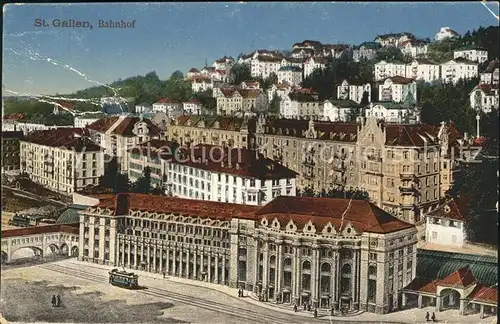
[215,255,219,283]
[133,241,138,268]
[262,242,269,293]
[311,247,319,308]
[292,246,299,304]
[418,295,423,308]
[402,293,407,308]
[159,246,164,272]
[208,254,212,282]
[127,239,131,268]
[78,214,85,261]
[153,245,157,272]
[187,251,191,279]
[166,248,170,274]
[352,250,358,310]
[435,296,441,312]
[480,304,484,319]
[222,256,226,284]
[172,249,177,276]
[459,299,465,316]
[276,244,283,299]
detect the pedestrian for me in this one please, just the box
[313,308,317,318]
[162,270,166,279]
[331,307,334,316]
[303,302,307,311]
[56,295,61,307]
[431,312,436,322]
[293,304,297,312]
[308,303,312,311]
[51,295,56,307]
[425,311,430,321]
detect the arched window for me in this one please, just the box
[284,258,292,268]
[321,263,331,273]
[302,260,311,271]
[368,264,377,276]
[269,255,276,267]
[341,263,351,275]
[259,253,264,263]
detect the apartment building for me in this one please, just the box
[280,89,323,119]
[74,116,103,128]
[216,88,267,116]
[87,116,162,172]
[254,116,476,224]
[167,115,256,149]
[365,102,421,124]
[303,57,329,79]
[1,131,24,173]
[183,99,203,115]
[374,60,407,81]
[440,58,479,84]
[469,84,499,113]
[374,33,415,48]
[79,193,417,314]
[453,47,488,64]
[323,100,363,122]
[378,77,417,103]
[337,80,371,104]
[352,45,377,62]
[405,59,441,83]
[479,60,499,85]
[277,66,303,86]
[19,128,104,195]
[127,139,171,188]
[434,27,459,42]
[425,198,467,247]
[152,98,183,117]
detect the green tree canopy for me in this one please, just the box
[229,63,252,85]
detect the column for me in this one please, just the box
[311,247,319,308]
[140,243,145,269]
[351,250,358,310]
[159,245,164,272]
[292,245,300,305]
[127,239,132,268]
[276,244,283,297]
[262,242,269,294]
[480,304,484,319]
[402,293,407,308]
[121,240,126,266]
[222,256,226,285]
[153,244,157,272]
[208,254,212,282]
[215,255,219,283]
[335,251,341,310]
[459,299,465,316]
[88,217,95,262]
[78,215,85,261]
[133,241,138,268]
[332,251,337,309]
[172,249,177,276]
[435,296,441,312]
[253,241,259,292]
[166,248,170,274]
[418,295,423,308]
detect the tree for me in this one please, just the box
[298,187,370,200]
[132,166,152,194]
[346,107,362,122]
[229,63,252,85]
[170,70,184,80]
[98,157,131,193]
[375,47,404,62]
[269,93,281,116]
[360,91,370,105]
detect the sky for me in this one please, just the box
[2,2,499,96]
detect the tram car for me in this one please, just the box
[108,268,139,289]
[8,214,31,227]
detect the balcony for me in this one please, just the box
[367,155,383,162]
[400,172,416,180]
[399,186,420,196]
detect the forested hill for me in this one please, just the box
[62,70,192,106]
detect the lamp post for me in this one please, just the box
[476,113,481,139]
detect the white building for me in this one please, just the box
[435,27,459,42]
[160,144,297,205]
[405,59,441,83]
[280,89,322,119]
[183,99,203,115]
[374,60,407,81]
[191,77,214,93]
[280,57,304,68]
[323,99,361,122]
[454,47,488,64]
[74,116,101,128]
[365,102,421,124]
[250,55,282,79]
[378,76,417,103]
[469,84,500,113]
[440,58,479,84]
[152,98,183,117]
[337,80,371,104]
[267,83,295,102]
[187,68,201,79]
[479,60,499,85]
[399,40,429,58]
[217,88,267,116]
[135,103,153,114]
[303,57,328,79]
[425,199,467,247]
[212,56,234,71]
[374,33,414,47]
[87,116,162,172]
[239,81,261,90]
[352,45,377,62]
[19,128,104,195]
[277,66,303,86]
[2,121,73,135]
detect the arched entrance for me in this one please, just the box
[60,243,69,255]
[440,289,461,310]
[11,247,43,263]
[1,251,8,264]
[45,244,60,257]
[71,246,79,257]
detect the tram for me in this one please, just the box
[108,268,139,289]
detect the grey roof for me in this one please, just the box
[56,204,88,224]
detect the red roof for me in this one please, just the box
[183,99,201,104]
[255,196,414,234]
[426,198,466,221]
[3,113,26,120]
[468,284,498,305]
[22,128,101,152]
[403,277,439,294]
[87,117,161,137]
[188,68,200,73]
[96,193,260,221]
[1,224,79,238]
[90,194,414,235]
[437,266,477,288]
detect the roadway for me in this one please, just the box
[2,185,68,207]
